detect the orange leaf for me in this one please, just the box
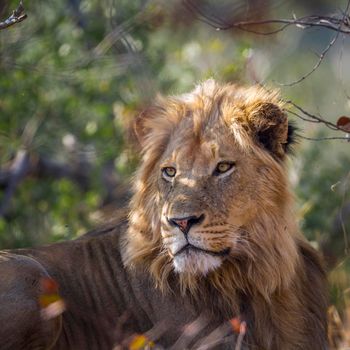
[39,294,61,308]
[39,277,63,309]
[230,317,241,333]
[129,334,154,350]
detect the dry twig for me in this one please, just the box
[184,0,350,86]
[279,0,350,86]
[183,0,350,35]
[183,0,350,140]
[285,101,350,141]
[0,1,27,30]
[285,101,340,131]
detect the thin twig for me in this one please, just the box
[298,136,350,141]
[0,1,27,30]
[286,101,350,141]
[286,109,321,124]
[285,100,341,131]
[279,0,350,86]
[183,0,350,35]
[184,0,350,90]
[278,33,339,86]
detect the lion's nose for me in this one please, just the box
[167,214,205,235]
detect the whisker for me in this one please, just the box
[161,233,175,239]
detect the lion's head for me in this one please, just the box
[123,80,300,304]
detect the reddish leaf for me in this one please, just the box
[230,317,241,333]
[337,116,350,132]
[39,277,63,309]
[230,317,248,336]
[41,277,59,294]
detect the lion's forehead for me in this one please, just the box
[163,130,238,175]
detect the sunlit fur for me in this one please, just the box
[124,79,297,295]
[122,80,328,348]
[173,250,222,275]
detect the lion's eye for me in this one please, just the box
[162,167,176,179]
[214,161,235,176]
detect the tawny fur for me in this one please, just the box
[0,80,327,350]
[123,79,328,349]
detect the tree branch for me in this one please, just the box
[184,0,350,91]
[285,100,341,131]
[284,101,350,142]
[279,0,350,86]
[298,136,350,141]
[0,1,27,30]
[183,0,350,35]
[278,33,340,87]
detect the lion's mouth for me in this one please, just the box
[174,244,230,257]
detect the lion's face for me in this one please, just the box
[158,120,259,275]
[126,80,298,297]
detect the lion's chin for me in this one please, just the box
[173,249,222,275]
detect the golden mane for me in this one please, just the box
[0,81,327,350]
[123,80,301,309]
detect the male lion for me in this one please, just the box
[0,80,328,349]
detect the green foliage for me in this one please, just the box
[296,136,350,256]
[0,0,349,269]
[0,0,251,247]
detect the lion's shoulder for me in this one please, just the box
[77,218,128,240]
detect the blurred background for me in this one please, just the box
[0,0,349,346]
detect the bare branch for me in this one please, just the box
[183,0,350,35]
[298,136,350,141]
[278,33,339,86]
[0,1,27,31]
[184,0,350,89]
[279,0,350,86]
[286,110,321,124]
[285,100,341,131]
[285,100,350,142]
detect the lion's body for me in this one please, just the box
[0,225,327,349]
[0,80,328,349]
[0,225,240,349]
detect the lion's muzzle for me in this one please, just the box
[174,244,230,257]
[167,214,205,235]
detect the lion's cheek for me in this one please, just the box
[226,197,257,227]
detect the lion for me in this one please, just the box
[0,80,328,350]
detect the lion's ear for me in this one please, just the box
[132,105,160,148]
[250,102,295,159]
[133,109,149,148]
